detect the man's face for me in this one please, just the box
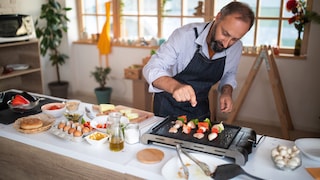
[209,13,250,52]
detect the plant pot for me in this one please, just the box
[94,87,112,104]
[48,81,69,98]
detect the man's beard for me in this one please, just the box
[209,26,226,53]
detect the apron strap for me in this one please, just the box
[193,23,210,49]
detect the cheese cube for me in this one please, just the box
[126,112,139,120]
[99,104,115,113]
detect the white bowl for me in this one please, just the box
[41,102,66,118]
[85,132,109,146]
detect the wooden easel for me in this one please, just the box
[225,46,294,139]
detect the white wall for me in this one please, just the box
[4,0,320,133]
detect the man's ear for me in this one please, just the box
[215,12,221,21]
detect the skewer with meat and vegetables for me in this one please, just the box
[169,115,224,141]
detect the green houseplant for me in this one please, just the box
[91,66,112,104]
[35,0,71,98]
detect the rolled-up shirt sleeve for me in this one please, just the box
[143,25,198,93]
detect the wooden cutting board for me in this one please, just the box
[92,105,154,123]
[136,148,164,164]
[115,105,154,123]
[306,168,320,179]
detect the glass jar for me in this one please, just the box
[124,123,140,144]
[108,112,124,152]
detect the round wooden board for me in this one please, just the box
[136,148,164,164]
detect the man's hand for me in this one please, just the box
[172,84,197,107]
[152,76,197,107]
[220,85,233,113]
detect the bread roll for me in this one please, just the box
[20,118,43,130]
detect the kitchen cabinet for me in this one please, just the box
[0,39,43,93]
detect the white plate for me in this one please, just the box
[161,153,228,180]
[295,138,320,161]
[6,64,29,70]
[90,115,129,132]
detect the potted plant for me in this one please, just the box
[35,0,72,98]
[91,66,112,104]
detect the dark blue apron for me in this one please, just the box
[154,26,226,120]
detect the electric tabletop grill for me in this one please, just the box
[141,116,256,165]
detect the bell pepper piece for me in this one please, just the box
[177,115,187,123]
[11,95,30,105]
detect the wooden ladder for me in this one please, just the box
[225,46,294,139]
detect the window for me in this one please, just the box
[77,0,114,39]
[77,0,312,55]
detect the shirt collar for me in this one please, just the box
[195,21,227,59]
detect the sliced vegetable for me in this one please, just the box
[211,126,219,134]
[212,121,224,133]
[198,122,209,130]
[196,128,204,133]
[11,94,30,106]
[203,118,212,128]
[177,115,187,123]
[189,118,199,125]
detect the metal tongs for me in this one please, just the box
[176,144,211,176]
[175,144,189,179]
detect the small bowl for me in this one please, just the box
[41,102,66,118]
[64,110,84,123]
[85,131,109,146]
[66,99,81,112]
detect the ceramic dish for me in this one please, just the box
[295,138,320,161]
[90,115,129,132]
[85,131,109,146]
[161,153,228,180]
[41,102,66,118]
[6,64,29,70]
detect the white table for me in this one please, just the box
[0,90,319,180]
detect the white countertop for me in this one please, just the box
[0,90,319,180]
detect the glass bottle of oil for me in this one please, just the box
[109,112,124,152]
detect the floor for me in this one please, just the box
[70,93,320,141]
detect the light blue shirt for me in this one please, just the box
[143,21,243,93]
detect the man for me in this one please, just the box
[143,2,255,120]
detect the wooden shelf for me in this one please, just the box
[0,40,43,94]
[0,68,41,80]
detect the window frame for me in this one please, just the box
[76,0,312,57]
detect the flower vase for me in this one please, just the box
[294,32,302,56]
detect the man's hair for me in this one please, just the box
[220,2,255,30]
